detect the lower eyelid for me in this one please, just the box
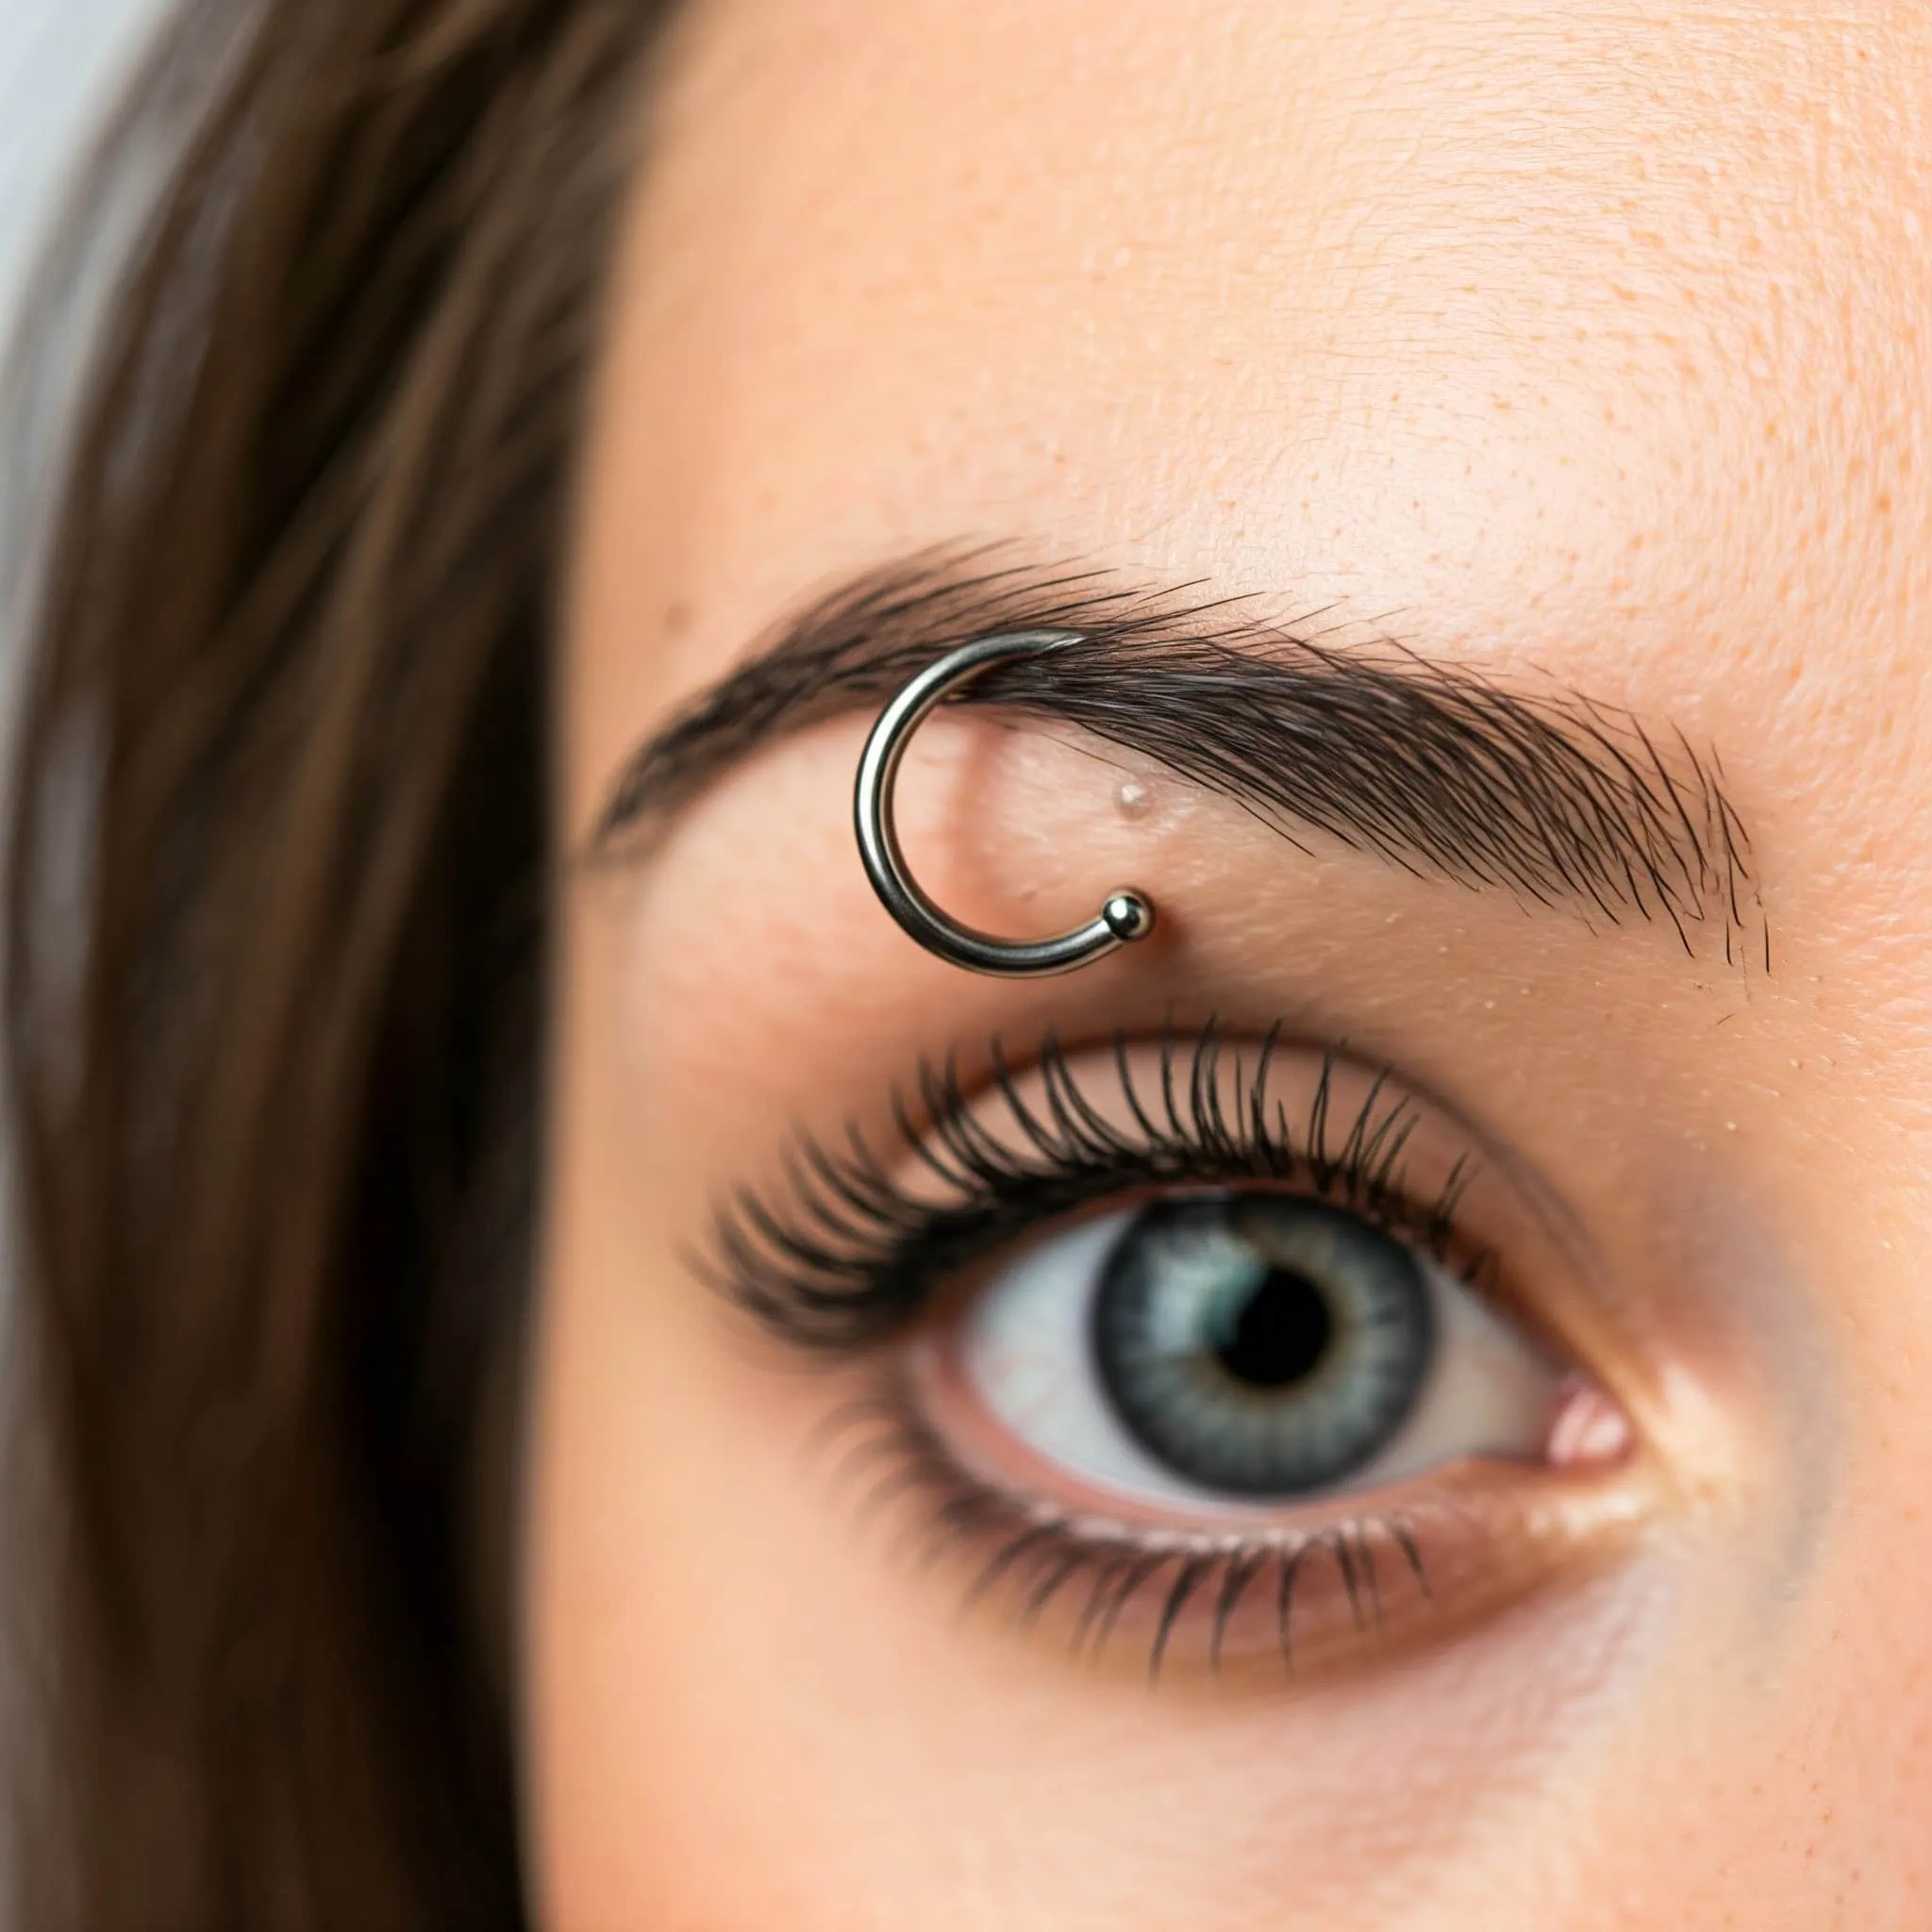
[819,1378,1657,1685]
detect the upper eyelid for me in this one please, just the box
[588,548,1762,963]
[706,1028,1497,1353]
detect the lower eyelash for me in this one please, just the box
[817,1384,1438,1684]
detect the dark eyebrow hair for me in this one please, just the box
[592,548,1760,961]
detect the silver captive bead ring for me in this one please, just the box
[854,629,1157,977]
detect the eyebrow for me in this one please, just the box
[592,550,1760,961]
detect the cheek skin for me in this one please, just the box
[528,0,1932,1924]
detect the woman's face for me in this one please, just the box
[526,1,1932,1924]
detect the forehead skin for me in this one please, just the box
[533,1,1932,1926]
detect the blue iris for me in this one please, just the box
[1090,1195,1436,1497]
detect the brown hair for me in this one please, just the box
[4,1,675,1922]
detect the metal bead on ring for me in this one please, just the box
[853,630,1158,977]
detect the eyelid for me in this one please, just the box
[815,1364,1652,1684]
[712,1024,1473,1353]
[709,1024,1629,1400]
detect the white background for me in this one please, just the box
[1,0,160,343]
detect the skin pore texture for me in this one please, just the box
[528,2,1932,1926]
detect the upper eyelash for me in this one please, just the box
[704,1023,1485,1352]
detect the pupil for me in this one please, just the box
[1214,1271,1333,1390]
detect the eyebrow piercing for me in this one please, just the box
[854,630,1158,977]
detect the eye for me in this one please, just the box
[717,1028,1646,1680]
[950,1191,1570,1518]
